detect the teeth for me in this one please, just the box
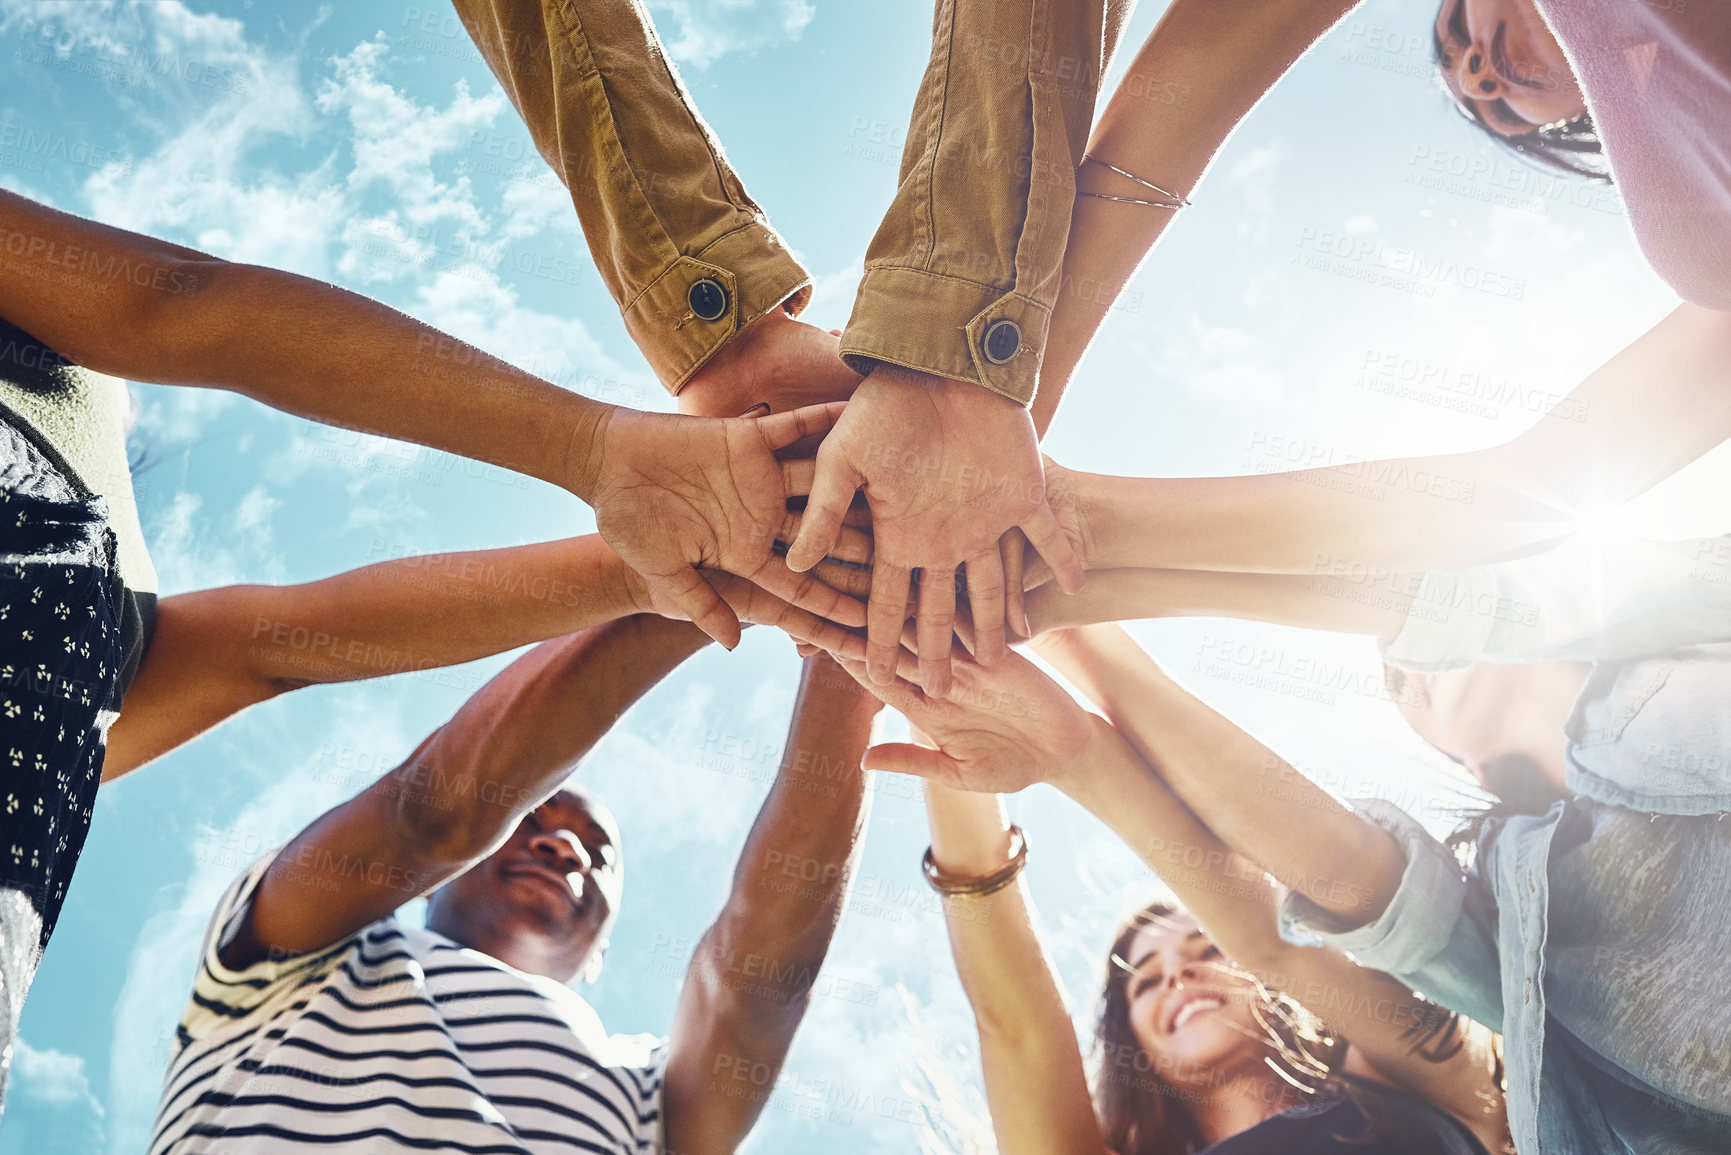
[1172,996,1225,1032]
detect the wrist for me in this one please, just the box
[561,398,618,505]
[1051,713,1120,805]
[606,548,653,619]
[1066,468,1113,570]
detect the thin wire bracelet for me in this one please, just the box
[1079,153,1192,209]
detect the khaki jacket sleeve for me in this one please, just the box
[841,0,1133,405]
[452,0,812,394]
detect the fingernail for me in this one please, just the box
[739,402,771,418]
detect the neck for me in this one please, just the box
[1185,1066,1299,1149]
[427,913,584,984]
[1510,662,1590,793]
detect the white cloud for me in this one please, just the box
[317,38,501,235]
[646,0,817,69]
[13,1038,103,1111]
[231,482,280,539]
[66,2,341,275]
[143,486,288,592]
[133,383,237,444]
[33,7,628,453]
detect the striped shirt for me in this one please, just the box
[150,855,665,1154]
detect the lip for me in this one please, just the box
[503,862,584,914]
[1491,22,1543,90]
[1163,987,1229,1035]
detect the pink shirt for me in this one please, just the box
[1535,0,1731,308]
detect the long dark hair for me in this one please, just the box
[1093,901,1498,1154]
[1091,901,1344,1154]
[1429,24,1610,182]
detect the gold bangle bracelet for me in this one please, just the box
[922,824,1030,899]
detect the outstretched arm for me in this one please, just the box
[1027,658,1507,1153]
[663,655,881,1154]
[837,645,1506,1154]
[0,187,605,499]
[0,187,864,645]
[921,783,1109,1155]
[106,536,867,781]
[1034,0,1362,435]
[1038,626,1405,926]
[1023,566,1411,638]
[222,614,708,967]
[1041,305,1731,577]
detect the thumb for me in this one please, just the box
[653,565,743,650]
[785,445,862,573]
[862,741,961,785]
[1019,504,1087,596]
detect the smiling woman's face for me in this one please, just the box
[1121,914,1267,1088]
[1434,0,1586,135]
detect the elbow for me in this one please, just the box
[689,922,813,1036]
[90,255,227,379]
[377,754,500,867]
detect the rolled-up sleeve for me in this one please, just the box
[1383,533,1731,672]
[1278,799,1505,1032]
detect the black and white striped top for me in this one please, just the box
[150,855,665,1154]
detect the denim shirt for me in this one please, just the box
[1279,534,1731,1154]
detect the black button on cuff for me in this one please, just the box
[688,278,729,322]
[982,318,1021,365]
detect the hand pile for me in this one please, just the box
[583,322,1091,692]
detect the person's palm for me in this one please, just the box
[787,366,1084,694]
[589,404,863,647]
[834,644,1098,794]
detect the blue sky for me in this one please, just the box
[0,0,1718,1151]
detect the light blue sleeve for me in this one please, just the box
[1382,533,1731,671]
[1277,799,1505,1032]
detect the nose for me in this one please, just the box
[1456,38,1503,99]
[1160,950,1209,992]
[530,829,590,875]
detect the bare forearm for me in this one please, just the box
[1065,305,1731,573]
[1058,718,1295,972]
[1048,628,1403,925]
[1034,0,1360,432]
[701,657,878,1008]
[1027,566,1409,637]
[924,784,1106,1155]
[1067,457,1569,576]
[241,537,643,689]
[926,786,1067,1041]
[406,615,706,852]
[664,657,877,1154]
[160,262,609,497]
[104,537,647,781]
[0,189,609,499]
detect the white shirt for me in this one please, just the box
[150,854,665,1154]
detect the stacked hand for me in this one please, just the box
[785,366,1086,695]
[579,403,868,649]
[825,628,1106,796]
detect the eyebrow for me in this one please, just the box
[1446,0,1469,49]
[1128,929,1208,974]
[534,803,617,852]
